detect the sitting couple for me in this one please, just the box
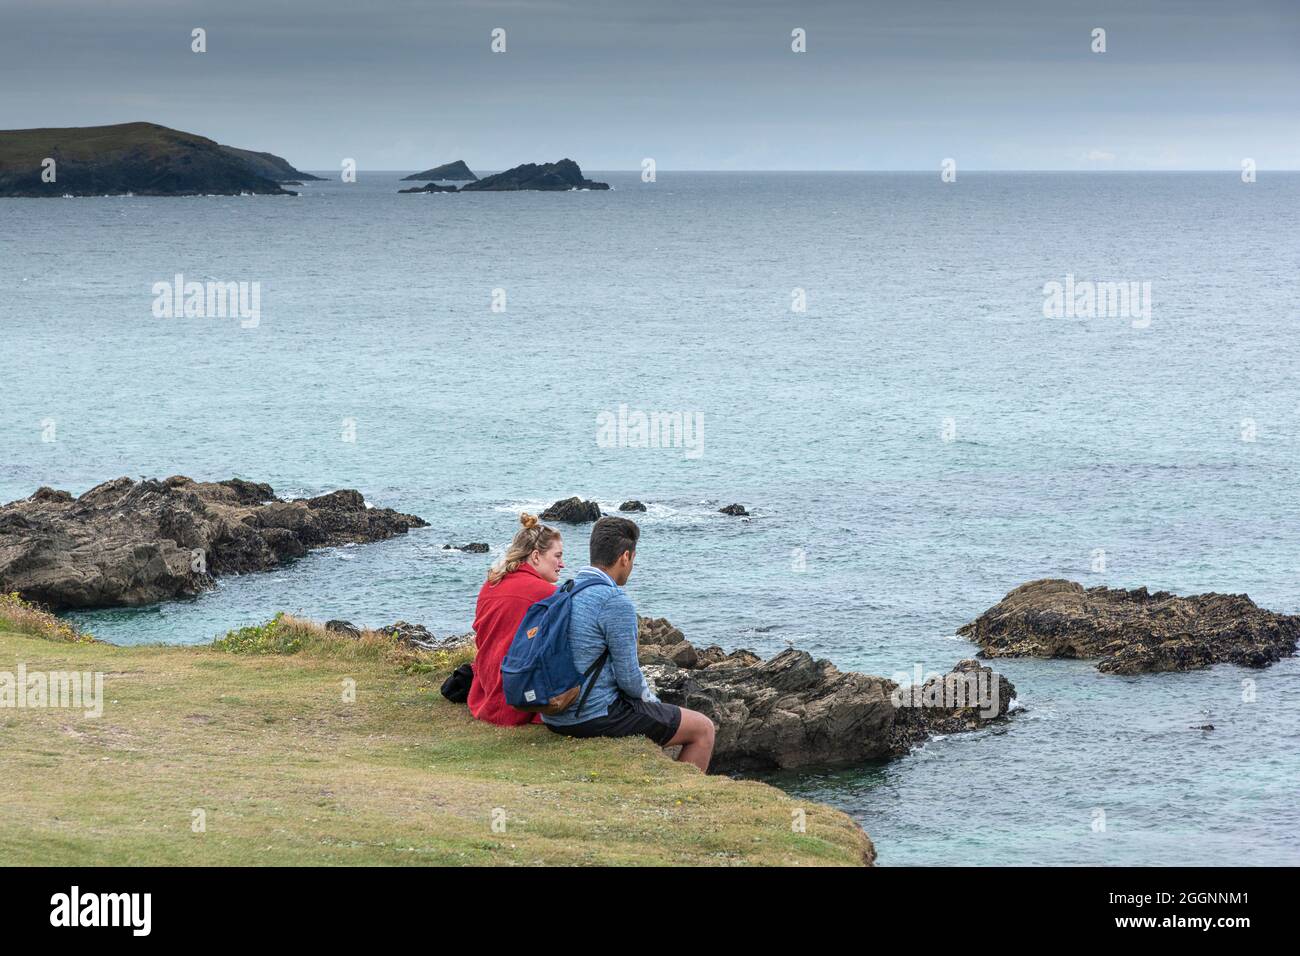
[469,513,715,772]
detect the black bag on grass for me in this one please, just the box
[440,663,474,704]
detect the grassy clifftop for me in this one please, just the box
[0,122,298,196]
[0,605,873,866]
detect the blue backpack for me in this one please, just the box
[501,577,611,716]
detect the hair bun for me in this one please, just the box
[519,512,539,529]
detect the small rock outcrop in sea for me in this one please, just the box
[618,500,647,512]
[0,122,297,197]
[399,182,459,193]
[637,616,1014,773]
[958,578,1300,674]
[0,476,427,610]
[718,503,749,517]
[401,160,478,182]
[540,497,603,523]
[443,542,489,553]
[459,159,609,191]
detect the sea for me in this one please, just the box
[3,170,1298,864]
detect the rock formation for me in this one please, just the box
[324,607,1013,774]
[443,543,489,553]
[459,159,609,191]
[326,617,472,653]
[399,181,459,193]
[540,497,602,523]
[637,616,1014,773]
[0,476,426,610]
[958,578,1300,674]
[618,500,647,512]
[401,160,478,181]
[718,503,749,517]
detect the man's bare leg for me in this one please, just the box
[665,707,716,772]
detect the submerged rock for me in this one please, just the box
[444,542,489,553]
[619,500,647,512]
[637,616,1014,773]
[540,497,602,523]
[718,503,749,517]
[958,578,1300,674]
[459,159,609,191]
[0,476,427,610]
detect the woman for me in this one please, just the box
[468,513,564,725]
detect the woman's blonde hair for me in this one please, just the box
[486,513,561,585]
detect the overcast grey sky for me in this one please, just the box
[1,0,1296,170]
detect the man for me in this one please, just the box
[542,516,716,772]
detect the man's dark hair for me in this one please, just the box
[589,516,640,567]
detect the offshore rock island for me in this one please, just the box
[398,159,608,193]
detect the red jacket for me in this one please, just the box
[469,564,555,726]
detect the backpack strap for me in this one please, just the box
[566,575,611,596]
[566,573,616,719]
[574,649,610,719]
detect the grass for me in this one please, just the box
[0,592,98,644]
[0,608,874,866]
[0,122,212,168]
[210,612,476,677]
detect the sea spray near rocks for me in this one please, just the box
[540,497,602,522]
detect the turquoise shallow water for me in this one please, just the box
[3,172,1298,864]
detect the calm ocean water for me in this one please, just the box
[3,171,1298,865]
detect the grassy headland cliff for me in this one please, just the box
[216,144,324,182]
[0,599,874,866]
[0,122,312,196]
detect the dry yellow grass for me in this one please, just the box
[0,592,98,644]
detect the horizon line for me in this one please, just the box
[338,168,1299,174]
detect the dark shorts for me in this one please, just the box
[545,697,683,747]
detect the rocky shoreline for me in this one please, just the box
[0,476,426,610]
[959,578,1300,674]
[326,611,1016,774]
[637,617,1014,773]
[10,471,1293,776]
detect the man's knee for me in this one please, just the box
[677,707,715,744]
